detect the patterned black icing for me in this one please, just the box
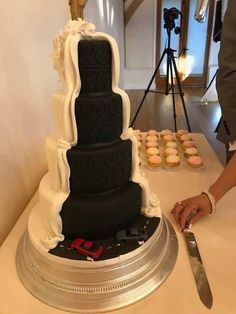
[78,40,112,94]
[68,139,132,195]
[75,40,123,145]
[75,93,122,145]
[60,182,142,239]
[60,39,142,240]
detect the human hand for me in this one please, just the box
[171,194,212,231]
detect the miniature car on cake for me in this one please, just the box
[71,239,104,259]
[116,227,148,243]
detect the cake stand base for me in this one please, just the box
[16,216,178,313]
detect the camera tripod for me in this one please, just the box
[131,27,191,132]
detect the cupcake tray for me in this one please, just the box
[136,131,204,171]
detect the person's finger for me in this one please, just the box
[171,202,185,224]
[171,201,184,213]
[179,205,196,231]
[189,210,207,225]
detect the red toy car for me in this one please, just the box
[71,239,104,259]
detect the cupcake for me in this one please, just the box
[146,141,158,148]
[166,141,178,149]
[147,129,158,136]
[186,156,203,168]
[176,129,188,139]
[146,135,158,142]
[184,147,198,158]
[182,140,196,149]
[146,147,160,157]
[164,147,178,157]
[147,155,162,168]
[180,133,192,143]
[160,129,172,138]
[165,155,180,167]
[162,134,175,143]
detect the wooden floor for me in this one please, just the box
[126,87,226,165]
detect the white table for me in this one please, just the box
[1,134,236,314]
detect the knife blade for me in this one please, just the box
[183,228,213,309]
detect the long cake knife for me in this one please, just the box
[183,227,213,309]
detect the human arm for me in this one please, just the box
[209,149,236,201]
[171,150,236,231]
[171,0,236,231]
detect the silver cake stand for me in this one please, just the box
[16,216,178,313]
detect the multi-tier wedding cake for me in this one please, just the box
[16,19,177,313]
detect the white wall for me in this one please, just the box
[0,1,70,245]
[0,0,125,245]
[125,0,157,89]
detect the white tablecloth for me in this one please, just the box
[1,133,236,314]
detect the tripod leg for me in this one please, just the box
[165,51,170,95]
[165,29,171,95]
[205,69,218,92]
[130,49,167,127]
[171,54,192,132]
[169,54,177,132]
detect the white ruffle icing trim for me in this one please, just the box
[121,128,161,218]
[52,18,95,86]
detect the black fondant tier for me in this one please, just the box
[78,40,112,94]
[60,182,142,239]
[59,38,143,243]
[68,139,132,194]
[75,92,122,145]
